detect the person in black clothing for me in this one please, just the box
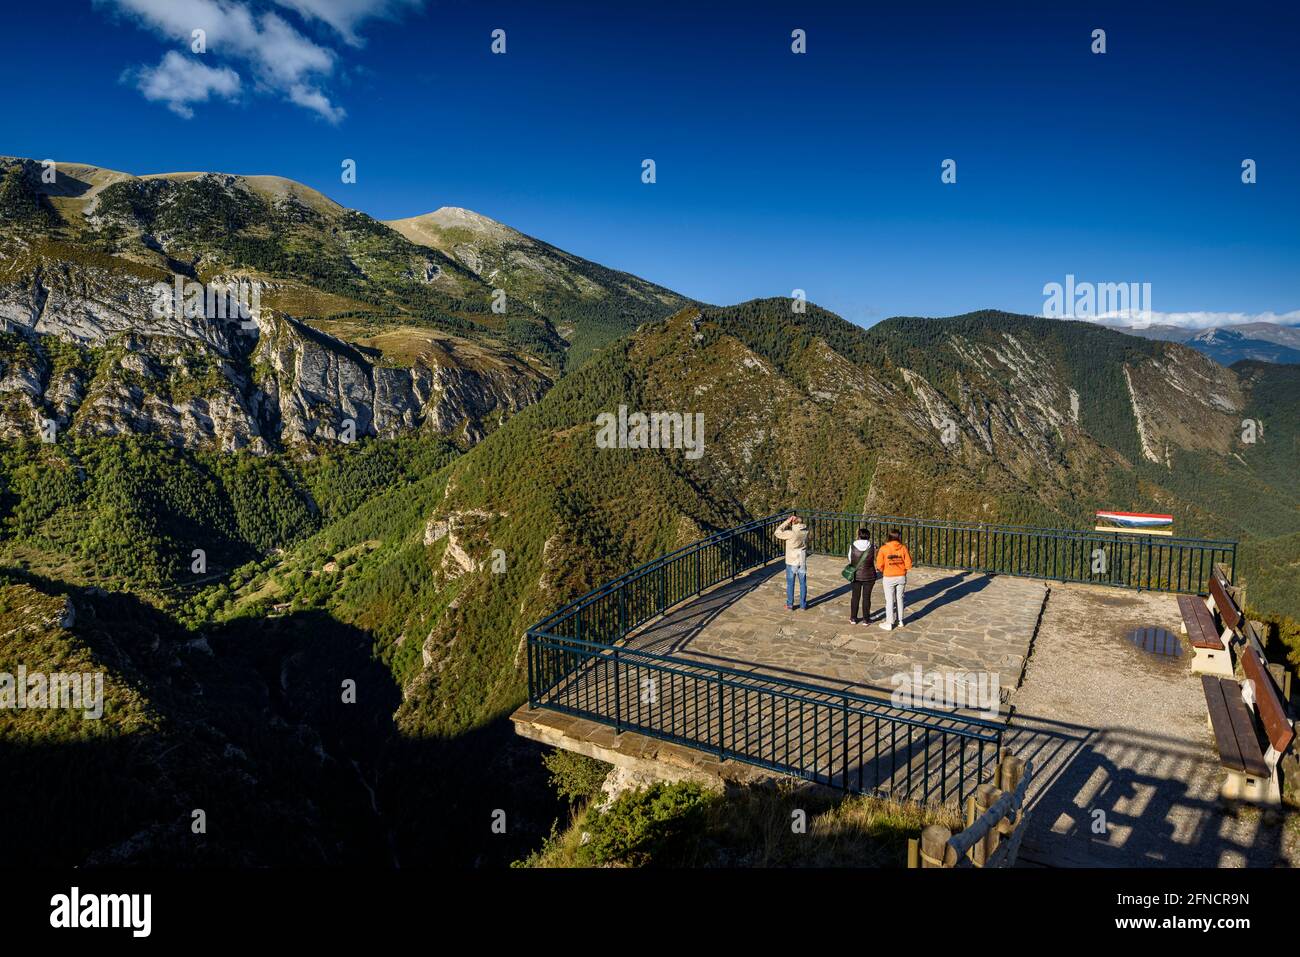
[847,527,877,625]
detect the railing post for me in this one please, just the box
[974,783,1001,865]
[1112,527,1123,587]
[920,825,952,868]
[612,646,621,733]
[716,670,725,759]
[992,729,1006,801]
[527,632,536,707]
[841,695,850,791]
[998,753,1025,794]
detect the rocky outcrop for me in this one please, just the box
[1121,349,1244,464]
[422,508,501,579]
[0,258,550,450]
[0,245,236,353]
[254,314,549,446]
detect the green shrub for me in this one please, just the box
[542,749,611,806]
[1253,609,1300,677]
[578,782,714,867]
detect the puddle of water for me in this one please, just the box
[1126,626,1182,657]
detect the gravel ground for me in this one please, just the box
[1006,581,1296,867]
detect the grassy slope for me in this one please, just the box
[386,209,694,370]
[520,778,962,868]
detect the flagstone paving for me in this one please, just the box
[518,558,1040,803]
[626,556,1047,708]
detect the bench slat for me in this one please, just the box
[1179,595,1222,650]
[1209,573,1242,633]
[1224,688,1270,779]
[1241,647,1295,756]
[1202,675,1247,772]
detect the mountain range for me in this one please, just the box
[1109,320,1300,366]
[3,157,1298,867]
[0,156,690,450]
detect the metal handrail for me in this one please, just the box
[804,511,1236,546]
[529,631,1003,738]
[799,510,1236,594]
[531,512,785,632]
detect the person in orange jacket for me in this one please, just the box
[874,529,913,630]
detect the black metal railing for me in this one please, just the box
[802,512,1236,596]
[529,632,1003,804]
[525,511,1236,805]
[529,514,786,647]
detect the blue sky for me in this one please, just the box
[2,0,1298,327]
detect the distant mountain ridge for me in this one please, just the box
[1105,320,1300,366]
[387,206,690,369]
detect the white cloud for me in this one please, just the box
[286,82,344,123]
[271,0,423,46]
[129,50,242,118]
[97,0,422,121]
[1100,309,1300,330]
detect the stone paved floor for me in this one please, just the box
[532,558,1045,803]
[627,555,1048,707]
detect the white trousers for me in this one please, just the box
[882,576,906,625]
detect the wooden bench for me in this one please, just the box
[1202,646,1295,804]
[1179,594,1232,677]
[1208,569,1246,640]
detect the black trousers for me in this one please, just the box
[851,579,875,620]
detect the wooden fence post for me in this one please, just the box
[999,754,1025,794]
[920,825,952,868]
[909,755,1035,869]
[974,783,1001,865]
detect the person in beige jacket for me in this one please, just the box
[774,513,809,611]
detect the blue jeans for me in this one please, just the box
[786,564,807,609]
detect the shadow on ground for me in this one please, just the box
[1005,711,1291,867]
[1,571,563,867]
